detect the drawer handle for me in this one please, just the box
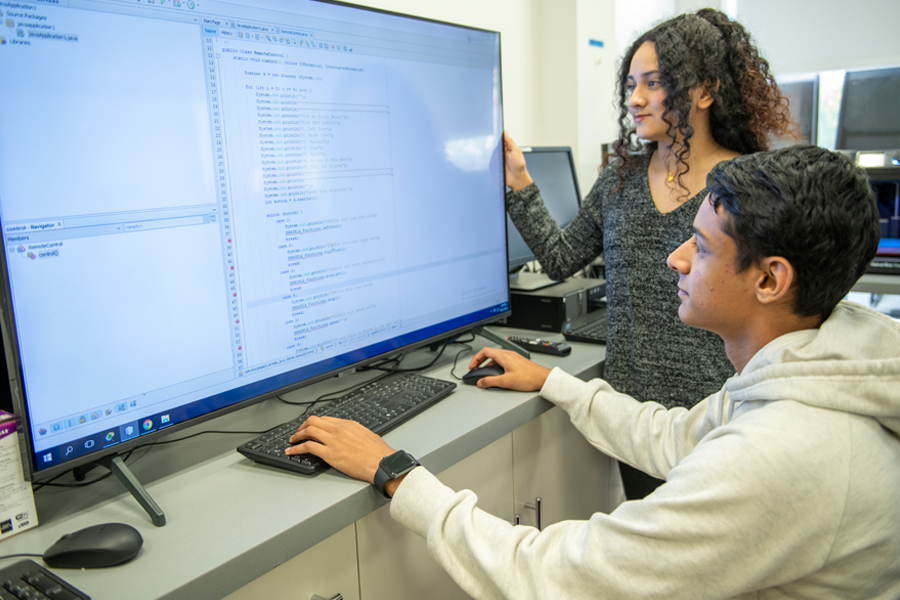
[311,594,343,600]
[524,497,543,531]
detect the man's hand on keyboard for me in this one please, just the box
[468,347,552,391]
[287,416,395,485]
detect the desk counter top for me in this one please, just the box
[2,328,605,600]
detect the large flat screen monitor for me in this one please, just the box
[507,146,581,290]
[0,0,508,483]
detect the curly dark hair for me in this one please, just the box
[612,9,796,194]
[707,146,879,320]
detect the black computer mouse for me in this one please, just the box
[462,363,505,386]
[43,522,143,569]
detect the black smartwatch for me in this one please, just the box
[373,450,419,498]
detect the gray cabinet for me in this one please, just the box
[227,407,615,600]
[357,434,514,600]
[512,405,613,529]
[224,524,360,600]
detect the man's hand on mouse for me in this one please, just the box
[468,348,552,391]
[287,416,396,485]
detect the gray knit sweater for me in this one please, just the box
[506,153,734,408]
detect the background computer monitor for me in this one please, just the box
[836,66,900,150]
[870,179,900,273]
[0,0,508,482]
[507,147,582,274]
[772,74,818,148]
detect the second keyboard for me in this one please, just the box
[562,309,609,344]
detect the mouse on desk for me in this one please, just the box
[43,522,143,569]
[462,363,505,386]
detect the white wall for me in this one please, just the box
[533,0,578,148]
[737,0,900,74]
[617,0,900,77]
[530,0,618,186]
[615,0,672,59]
[574,0,617,185]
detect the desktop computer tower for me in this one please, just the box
[504,278,606,332]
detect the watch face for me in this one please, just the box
[382,450,417,476]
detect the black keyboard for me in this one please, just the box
[0,560,90,600]
[237,372,456,474]
[562,309,608,344]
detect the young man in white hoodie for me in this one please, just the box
[287,146,900,599]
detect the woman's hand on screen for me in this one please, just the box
[504,131,533,192]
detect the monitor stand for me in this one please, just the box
[509,271,558,292]
[73,454,167,527]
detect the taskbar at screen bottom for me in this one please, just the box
[33,410,180,472]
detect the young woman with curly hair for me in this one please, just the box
[503,8,796,499]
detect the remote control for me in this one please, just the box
[506,335,572,356]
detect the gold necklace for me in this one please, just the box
[665,146,726,184]
[660,153,677,183]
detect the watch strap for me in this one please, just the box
[373,462,393,499]
[374,450,418,499]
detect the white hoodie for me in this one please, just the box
[391,301,900,599]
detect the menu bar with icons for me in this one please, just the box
[135,0,197,10]
[200,23,355,53]
[36,409,178,468]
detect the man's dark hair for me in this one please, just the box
[707,145,880,319]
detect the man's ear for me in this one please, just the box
[755,256,795,305]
